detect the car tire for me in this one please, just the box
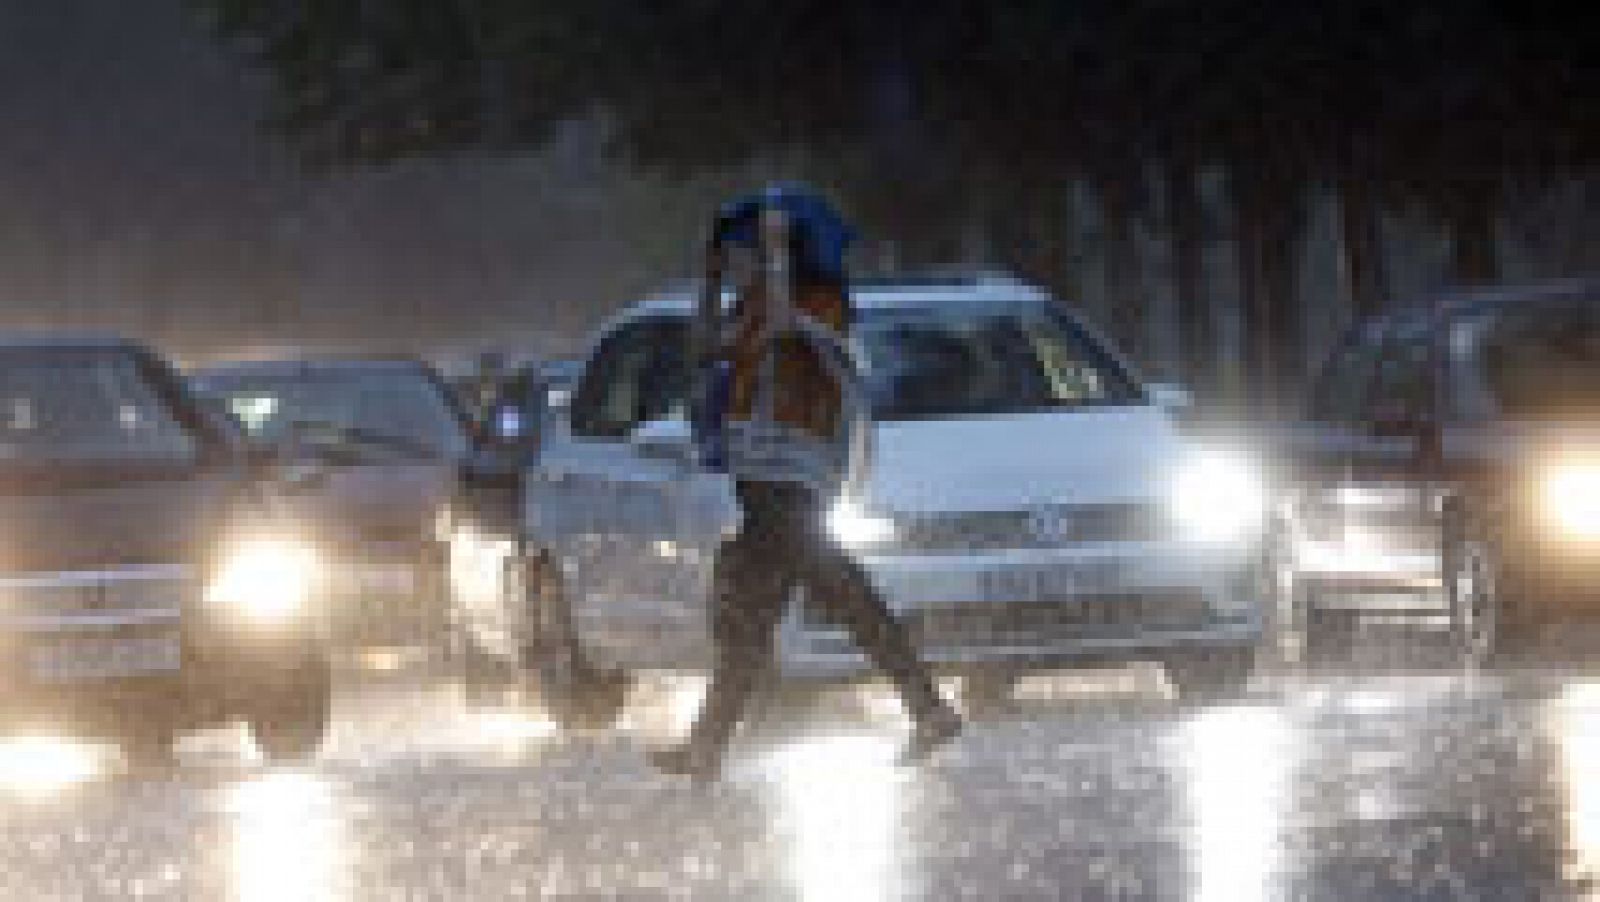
[518,551,630,731]
[1445,529,1535,669]
[247,649,333,763]
[1163,646,1256,703]
[1301,598,1359,665]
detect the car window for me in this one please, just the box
[1451,298,1600,421]
[0,350,200,462]
[569,319,691,439]
[204,366,469,459]
[1364,325,1434,424]
[1308,326,1384,424]
[856,302,1141,420]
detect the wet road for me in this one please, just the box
[2,649,1600,900]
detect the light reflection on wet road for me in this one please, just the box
[2,658,1600,900]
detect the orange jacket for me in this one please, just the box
[724,282,849,441]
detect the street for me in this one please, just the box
[2,637,1598,901]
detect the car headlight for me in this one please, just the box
[206,539,320,620]
[1171,454,1267,542]
[826,499,896,547]
[1540,463,1600,540]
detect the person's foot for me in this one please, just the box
[647,744,723,783]
[899,708,963,766]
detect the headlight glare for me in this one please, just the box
[1541,464,1600,540]
[206,539,319,620]
[1172,455,1267,542]
[827,499,896,547]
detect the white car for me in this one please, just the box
[451,274,1268,726]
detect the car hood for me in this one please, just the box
[0,463,237,571]
[288,461,455,545]
[861,406,1185,514]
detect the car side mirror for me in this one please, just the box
[629,416,696,464]
[1148,383,1193,412]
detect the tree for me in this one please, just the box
[191,0,1600,394]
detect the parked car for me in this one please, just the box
[192,358,473,649]
[0,336,331,764]
[451,273,1270,725]
[1276,281,1600,664]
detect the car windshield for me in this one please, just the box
[1452,299,1600,421]
[857,303,1143,420]
[203,367,468,459]
[0,349,198,462]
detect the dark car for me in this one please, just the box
[192,358,473,649]
[1277,281,1600,663]
[0,337,331,763]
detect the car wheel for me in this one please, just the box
[519,551,630,731]
[1301,596,1359,666]
[1445,531,1534,668]
[1164,646,1256,703]
[247,650,333,763]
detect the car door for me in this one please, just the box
[527,316,731,668]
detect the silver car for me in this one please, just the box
[451,274,1269,728]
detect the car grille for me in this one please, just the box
[802,592,1213,646]
[0,567,192,619]
[892,503,1167,552]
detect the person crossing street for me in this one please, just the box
[649,187,961,781]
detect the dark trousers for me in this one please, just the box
[684,481,949,754]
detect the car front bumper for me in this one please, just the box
[0,567,323,735]
[777,541,1265,676]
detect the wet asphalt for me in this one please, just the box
[2,631,1599,901]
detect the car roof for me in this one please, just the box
[1433,279,1597,321]
[0,332,153,354]
[1354,279,1600,339]
[193,356,441,382]
[624,270,1055,319]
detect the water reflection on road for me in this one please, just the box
[226,771,344,902]
[1,658,1599,899]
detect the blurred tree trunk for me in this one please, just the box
[1449,178,1500,284]
[1262,194,1302,394]
[1099,170,1143,357]
[1165,158,1212,395]
[1233,167,1303,410]
[1337,170,1387,320]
